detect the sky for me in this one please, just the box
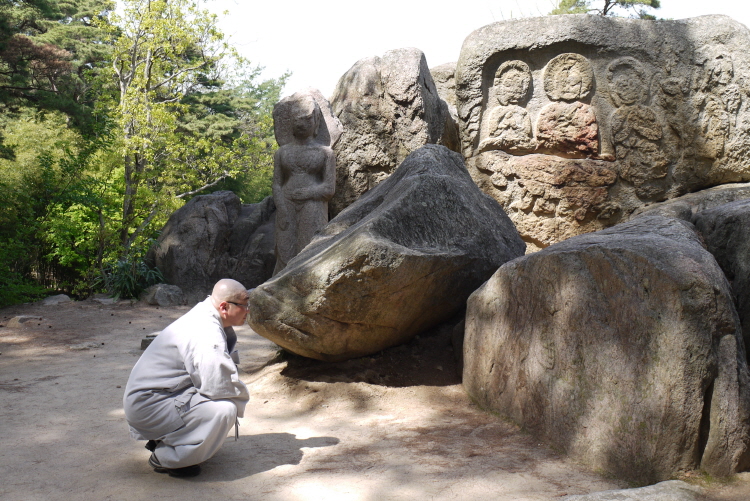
[205,0,750,99]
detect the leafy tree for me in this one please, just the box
[104,0,285,253]
[550,0,661,19]
[0,1,284,304]
[0,108,120,301]
[0,0,115,133]
[105,0,233,252]
[174,67,287,203]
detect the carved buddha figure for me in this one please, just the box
[272,93,336,273]
[536,53,599,158]
[478,60,535,154]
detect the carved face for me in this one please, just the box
[292,111,318,139]
[708,55,733,86]
[497,68,530,105]
[559,64,584,101]
[611,69,645,106]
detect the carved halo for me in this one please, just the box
[606,57,649,108]
[543,53,594,102]
[494,60,532,106]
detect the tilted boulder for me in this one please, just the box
[328,47,451,217]
[629,182,750,222]
[693,198,750,361]
[247,145,525,362]
[456,15,750,251]
[464,215,750,482]
[147,191,276,303]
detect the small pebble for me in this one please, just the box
[116,385,121,389]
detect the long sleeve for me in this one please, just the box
[185,330,250,417]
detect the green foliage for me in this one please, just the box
[174,67,287,203]
[101,0,283,249]
[0,1,281,304]
[550,0,590,15]
[0,231,49,307]
[0,108,121,301]
[549,0,660,18]
[0,0,115,133]
[98,243,163,300]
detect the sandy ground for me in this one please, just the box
[2,299,750,501]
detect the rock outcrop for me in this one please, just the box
[328,48,451,217]
[247,145,525,362]
[693,198,750,361]
[456,15,750,251]
[464,215,750,482]
[147,191,276,303]
[141,284,185,307]
[431,62,461,152]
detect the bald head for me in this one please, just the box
[211,279,248,303]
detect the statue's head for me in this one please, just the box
[290,94,321,140]
[273,88,341,147]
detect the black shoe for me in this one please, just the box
[144,440,160,452]
[148,453,201,478]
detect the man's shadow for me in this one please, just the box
[194,433,340,481]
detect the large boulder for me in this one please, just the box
[464,215,750,482]
[328,47,451,217]
[147,191,276,303]
[247,145,525,362]
[456,15,750,251]
[693,198,750,361]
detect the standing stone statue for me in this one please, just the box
[272,89,343,274]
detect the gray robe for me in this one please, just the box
[123,297,250,439]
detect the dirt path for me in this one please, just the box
[1,299,749,500]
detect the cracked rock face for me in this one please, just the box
[464,215,750,483]
[456,15,750,251]
[247,145,525,362]
[147,191,276,303]
[693,198,750,363]
[328,47,452,218]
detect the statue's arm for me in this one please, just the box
[319,147,336,201]
[272,150,288,228]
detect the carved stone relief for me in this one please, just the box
[456,15,750,251]
[478,60,535,154]
[536,53,599,158]
[607,57,669,198]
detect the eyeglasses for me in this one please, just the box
[227,301,249,310]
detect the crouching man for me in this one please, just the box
[123,278,251,477]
